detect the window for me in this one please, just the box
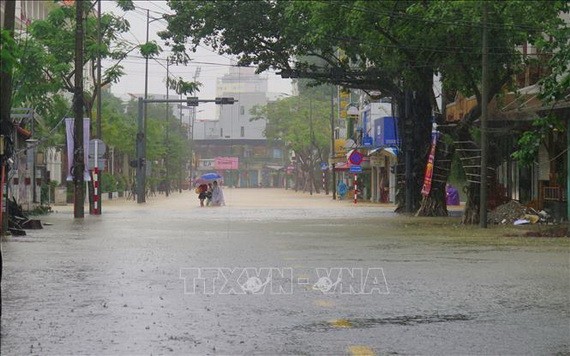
[240,126,245,137]
[220,128,223,137]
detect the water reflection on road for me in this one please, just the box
[1,189,569,355]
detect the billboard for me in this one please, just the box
[374,117,398,147]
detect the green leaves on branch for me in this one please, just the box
[168,77,201,95]
[1,29,19,75]
[139,42,161,58]
[115,0,135,11]
[16,2,133,119]
[512,114,565,166]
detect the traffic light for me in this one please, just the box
[186,97,199,106]
[215,97,235,105]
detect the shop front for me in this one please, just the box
[368,147,398,203]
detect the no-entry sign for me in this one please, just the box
[348,150,363,165]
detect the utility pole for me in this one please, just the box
[479,2,489,228]
[330,85,336,199]
[96,0,102,140]
[179,93,184,193]
[73,0,85,218]
[136,97,236,203]
[95,0,102,215]
[136,98,144,204]
[141,9,151,203]
[165,59,170,197]
[404,90,413,214]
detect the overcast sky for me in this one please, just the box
[100,1,292,121]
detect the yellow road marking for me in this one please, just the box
[329,318,352,328]
[347,345,375,356]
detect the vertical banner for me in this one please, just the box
[421,127,439,196]
[65,118,91,181]
[339,89,350,120]
[65,118,73,181]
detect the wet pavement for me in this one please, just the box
[1,188,569,355]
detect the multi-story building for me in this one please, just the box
[192,67,286,188]
[1,0,54,29]
[2,0,62,208]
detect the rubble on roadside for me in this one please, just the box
[487,200,547,225]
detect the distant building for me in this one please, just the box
[192,67,286,188]
[0,0,54,29]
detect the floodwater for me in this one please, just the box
[1,188,569,355]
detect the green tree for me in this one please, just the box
[252,86,331,193]
[16,3,132,118]
[101,90,135,156]
[161,0,568,221]
[511,6,569,168]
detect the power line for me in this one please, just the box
[146,1,173,15]
[123,54,254,68]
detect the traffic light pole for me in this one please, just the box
[135,97,236,203]
[136,98,145,203]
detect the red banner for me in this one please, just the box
[421,129,439,196]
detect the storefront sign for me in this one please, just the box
[214,156,239,170]
[198,159,215,170]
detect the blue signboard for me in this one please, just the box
[320,162,328,171]
[349,165,362,173]
[374,116,399,146]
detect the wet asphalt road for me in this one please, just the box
[1,188,569,355]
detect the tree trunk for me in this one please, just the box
[394,82,434,214]
[462,183,480,225]
[417,183,448,216]
[417,135,452,217]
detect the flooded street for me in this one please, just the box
[1,188,569,355]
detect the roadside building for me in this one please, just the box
[445,31,569,219]
[192,67,286,188]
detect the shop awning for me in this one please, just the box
[368,146,398,157]
[265,165,284,171]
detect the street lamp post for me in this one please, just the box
[178,97,183,193]
[136,98,232,203]
[141,9,151,203]
[141,11,162,203]
[164,58,170,196]
[330,85,336,200]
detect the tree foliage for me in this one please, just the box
[251,85,332,192]
[160,0,568,218]
[16,3,133,117]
